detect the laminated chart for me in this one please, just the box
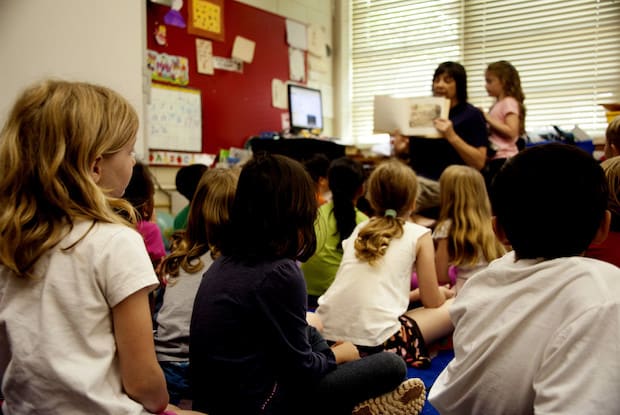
[148,84,202,152]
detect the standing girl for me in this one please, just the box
[155,168,238,404]
[483,60,526,187]
[302,156,367,308]
[190,154,426,415]
[316,159,454,369]
[433,165,506,292]
[0,80,201,415]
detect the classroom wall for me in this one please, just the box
[146,0,334,155]
[0,0,335,216]
[0,0,147,156]
[149,0,335,215]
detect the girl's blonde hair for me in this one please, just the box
[487,60,526,135]
[354,159,417,265]
[160,168,238,282]
[437,165,505,265]
[601,156,620,231]
[0,80,138,279]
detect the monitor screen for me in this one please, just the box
[288,84,323,132]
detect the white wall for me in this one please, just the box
[0,0,148,156]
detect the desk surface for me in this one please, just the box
[248,137,347,162]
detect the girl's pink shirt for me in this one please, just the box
[488,96,520,159]
[136,221,167,263]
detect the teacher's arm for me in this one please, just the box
[434,118,487,170]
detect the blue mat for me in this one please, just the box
[407,349,454,415]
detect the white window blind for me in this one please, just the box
[351,0,462,145]
[349,0,620,144]
[464,0,620,137]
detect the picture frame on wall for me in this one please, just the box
[187,0,225,42]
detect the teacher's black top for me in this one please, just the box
[409,102,487,181]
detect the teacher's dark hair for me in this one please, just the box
[434,61,468,104]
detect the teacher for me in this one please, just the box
[394,61,488,217]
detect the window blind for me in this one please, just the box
[350,0,462,145]
[349,0,620,144]
[464,0,620,137]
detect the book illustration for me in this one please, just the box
[373,95,450,138]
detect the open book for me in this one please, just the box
[373,95,450,138]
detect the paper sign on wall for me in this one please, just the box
[271,79,287,109]
[285,19,307,50]
[195,38,214,75]
[213,56,243,72]
[147,49,190,86]
[288,47,305,82]
[232,36,255,63]
[307,23,326,57]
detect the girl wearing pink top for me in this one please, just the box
[482,60,526,190]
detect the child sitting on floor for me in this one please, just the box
[430,143,620,414]
[0,79,203,415]
[433,165,505,292]
[316,159,454,369]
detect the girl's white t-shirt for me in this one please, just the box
[317,220,430,346]
[0,220,159,415]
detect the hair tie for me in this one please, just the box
[384,209,397,218]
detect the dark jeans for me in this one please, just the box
[305,326,407,415]
[160,360,191,404]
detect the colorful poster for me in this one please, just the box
[146,49,190,86]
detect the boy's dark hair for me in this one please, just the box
[220,153,317,262]
[328,157,365,248]
[124,161,155,221]
[433,61,468,104]
[303,153,330,183]
[175,164,208,201]
[491,143,607,259]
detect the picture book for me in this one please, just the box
[373,95,450,138]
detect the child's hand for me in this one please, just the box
[439,284,456,300]
[331,341,361,364]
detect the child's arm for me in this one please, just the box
[330,341,361,364]
[415,232,447,308]
[306,311,324,332]
[434,238,452,285]
[113,286,169,413]
[485,111,520,139]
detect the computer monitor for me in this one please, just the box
[288,84,323,133]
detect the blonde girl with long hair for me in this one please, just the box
[317,159,454,369]
[434,165,506,292]
[154,167,238,404]
[0,80,202,415]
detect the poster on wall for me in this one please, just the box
[195,38,214,75]
[188,0,225,42]
[147,49,190,85]
[148,84,202,152]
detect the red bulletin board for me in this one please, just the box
[147,0,295,155]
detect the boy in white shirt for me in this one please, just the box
[429,142,620,414]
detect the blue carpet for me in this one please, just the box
[407,349,454,415]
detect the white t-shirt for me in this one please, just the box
[0,221,159,415]
[429,251,620,415]
[316,220,430,346]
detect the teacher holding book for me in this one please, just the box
[393,61,488,218]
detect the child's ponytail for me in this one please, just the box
[353,160,417,265]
